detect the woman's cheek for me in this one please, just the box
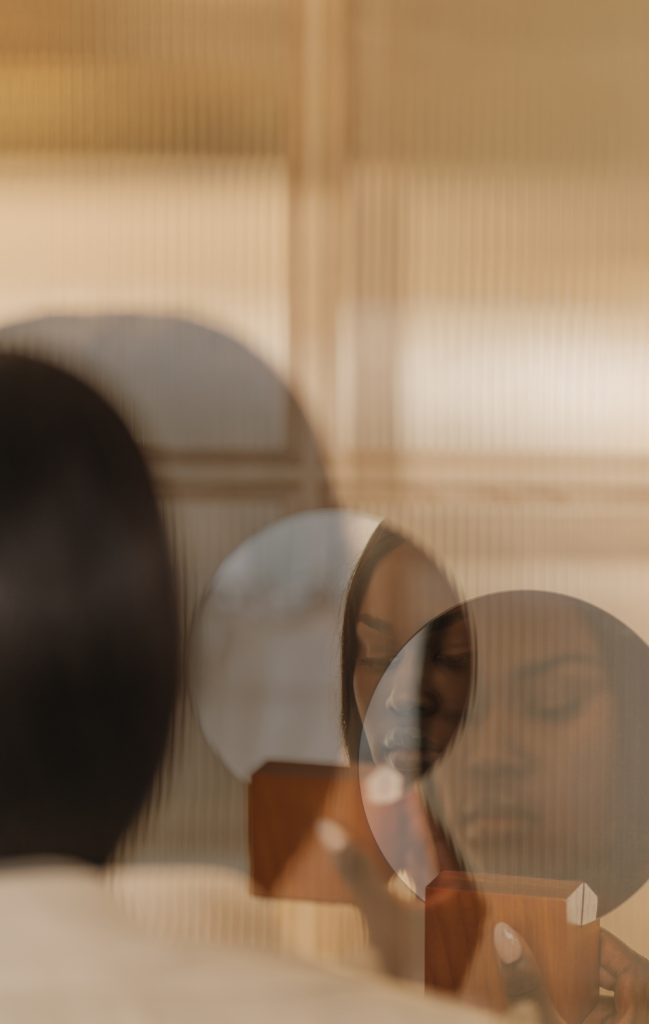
[534,703,618,834]
[427,755,463,833]
[352,665,382,722]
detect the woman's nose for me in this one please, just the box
[383,640,424,715]
[385,680,419,715]
[461,702,531,780]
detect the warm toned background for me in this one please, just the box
[1,0,649,954]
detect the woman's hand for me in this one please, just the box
[494,922,649,1024]
[595,929,649,1023]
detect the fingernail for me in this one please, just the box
[493,922,523,965]
[314,818,349,854]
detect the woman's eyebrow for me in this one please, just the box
[357,613,394,635]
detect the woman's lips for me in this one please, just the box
[384,748,421,774]
[381,728,443,775]
[459,804,534,841]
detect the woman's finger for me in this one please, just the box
[598,929,649,1024]
[583,995,616,1024]
[493,922,565,1024]
[600,931,642,980]
[315,817,424,981]
[315,818,394,914]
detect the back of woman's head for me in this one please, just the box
[0,354,178,864]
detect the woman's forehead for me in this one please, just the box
[360,543,458,621]
[464,591,602,664]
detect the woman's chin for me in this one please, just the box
[383,748,422,780]
[449,827,547,879]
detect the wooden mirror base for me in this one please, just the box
[425,872,599,1024]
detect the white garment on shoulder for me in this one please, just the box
[0,863,497,1024]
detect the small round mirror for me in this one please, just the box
[190,509,380,781]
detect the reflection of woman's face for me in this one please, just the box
[352,542,461,774]
[432,592,619,886]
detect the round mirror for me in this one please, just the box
[189,509,380,781]
[360,590,649,914]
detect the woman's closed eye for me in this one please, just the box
[426,649,472,677]
[442,652,471,671]
[525,677,589,721]
[355,618,396,677]
[518,654,601,723]
[528,689,584,721]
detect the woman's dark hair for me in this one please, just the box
[340,525,404,760]
[341,522,465,763]
[0,354,179,864]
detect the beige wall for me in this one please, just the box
[1,0,649,868]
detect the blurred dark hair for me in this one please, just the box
[0,353,179,864]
